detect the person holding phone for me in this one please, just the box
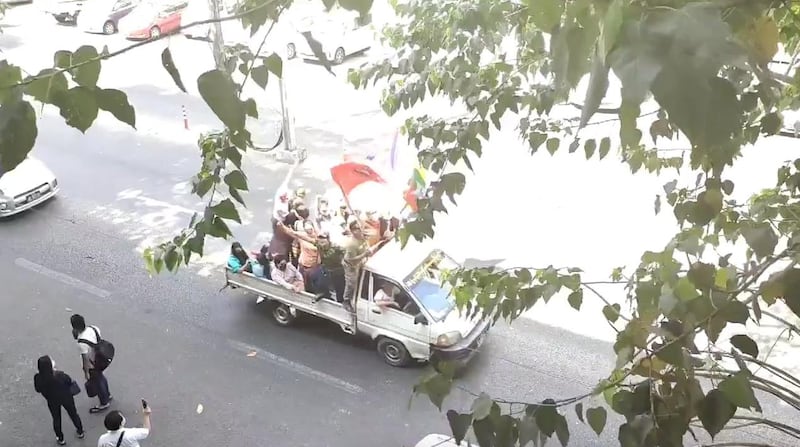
[96,400,151,447]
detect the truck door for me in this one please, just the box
[364,273,431,359]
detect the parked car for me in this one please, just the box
[45,0,84,24]
[0,157,59,217]
[77,0,139,34]
[294,11,374,64]
[120,0,186,39]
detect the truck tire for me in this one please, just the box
[269,302,296,327]
[376,337,411,367]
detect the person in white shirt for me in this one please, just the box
[271,254,305,292]
[97,407,151,447]
[373,282,401,313]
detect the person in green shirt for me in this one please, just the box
[341,220,378,312]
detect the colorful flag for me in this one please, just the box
[330,162,387,197]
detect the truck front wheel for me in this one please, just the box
[376,337,411,367]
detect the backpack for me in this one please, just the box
[78,326,115,371]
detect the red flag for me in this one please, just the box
[330,162,386,197]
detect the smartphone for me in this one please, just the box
[141,399,148,409]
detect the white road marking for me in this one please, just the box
[228,340,365,395]
[14,258,111,299]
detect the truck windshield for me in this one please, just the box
[410,278,455,321]
[405,250,458,321]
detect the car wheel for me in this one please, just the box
[149,26,161,39]
[376,337,411,367]
[269,302,296,327]
[333,47,345,65]
[286,43,296,59]
[102,20,116,34]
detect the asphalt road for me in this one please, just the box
[0,4,798,447]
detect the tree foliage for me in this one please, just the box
[347,0,800,445]
[4,0,800,445]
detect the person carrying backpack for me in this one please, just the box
[70,314,114,413]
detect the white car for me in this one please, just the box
[295,13,374,64]
[0,157,59,217]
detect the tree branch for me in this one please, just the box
[700,443,777,447]
[731,415,800,440]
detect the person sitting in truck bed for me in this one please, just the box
[271,254,305,292]
[227,242,253,273]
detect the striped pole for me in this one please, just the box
[182,105,189,130]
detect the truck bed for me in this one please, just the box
[224,269,355,333]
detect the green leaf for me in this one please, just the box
[25,69,68,104]
[567,290,583,310]
[602,303,621,323]
[674,278,700,302]
[554,414,569,447]
[760,112,782,135]
[71,45,101,87]
[264,53,283,77]
[618,422,638,447]
[719,372,759,410]
[534,404,558,436]
[602,0,624,56]
[698,389,736,439]
[546,138,560,155]
[714,268,729,290]
[609,20,662,102]
[53,86,99,133]
[54,50,72,69]
[337,0,373,16]
[164,246,180,271]
[439,172,466,204]
[527,0,563,31]
[301,31,333,73]
[210,198,241,223]
[0,61,22,105]
[574,402,584,423]
[445,410,472,444]
[586,407,607,436]
[584,139,596,159]
[471,393,493,420]
[654,341,684,366]
[741,223,778,259]
[579,45,609,128]
[529,132,547,152]
[207,216,232,238]
[598,137,611,159]
[413,373,451,410]
[730,334,759,357]
[250,64,269,89]
[223,170,248,191]
[0,98,38,172]
[518,416,540,447]
[95,88,136,129]
[143,247,155,274]
[161,48,187,92]
[197,70,246,132]
[720,300,749,325]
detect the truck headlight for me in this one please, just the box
[435,331,463,347]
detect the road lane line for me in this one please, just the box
[228,340,364,395]
[14,258,111,299]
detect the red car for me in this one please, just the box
[123,0,187,40]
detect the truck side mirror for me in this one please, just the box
[414,313,428,325]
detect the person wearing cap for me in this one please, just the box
[341,220,379,312]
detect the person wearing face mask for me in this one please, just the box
[97,407,151,447]
[270,254,305,292]
[34,355,84,445]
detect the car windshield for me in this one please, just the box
[405,251,458,322]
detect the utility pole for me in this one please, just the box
[208,0,226,70]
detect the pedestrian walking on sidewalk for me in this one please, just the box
[34,355,85,445]
[70,314,113,413]
[97,403,152,447]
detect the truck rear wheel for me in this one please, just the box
[377,337,410,367]
[270,302,295,327]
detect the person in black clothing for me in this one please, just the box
[34,355,84,445]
